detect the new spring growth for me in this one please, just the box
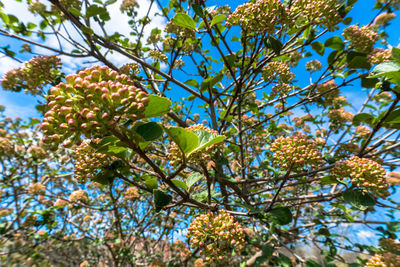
[41,65,149,146]
[187,210,245,263]
[270,132,323,171]
[331,156,389,198]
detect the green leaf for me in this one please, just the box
[93,136,129,158]
[311,41,325,56]
[164,126,199,155]
[144,95,171,118]
[320,176,339,185]
[265,35,283,55]
[171,179,187,191]
[343,17,353,25]
[192,4,204,18]
[269,207,292,225]
[210,14,226,27]
[353,113,376,126]
[361,76,379,88]
[369,61,400,85]
[153,189,172,212]
[144,176,158,190]
[391,47,400,64]
[343,190,376,210]
[92,169,115,185]
[186,172,203,190]
[262,244,274,257]
[189,129,225,156]
[347,52,371,69]
[171,13,196,31]
[325,36,345,51]
[201,73,223,90]
[306,260,323,267]
[184,79,199,88]
[134,122,163,141]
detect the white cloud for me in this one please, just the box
[356,230,375,241]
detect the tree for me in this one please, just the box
[0,0,400,266]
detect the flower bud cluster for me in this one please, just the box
[168,124,221,167]
[365,254,387,267]
[368,48,392,65]
[379,238,400,252]
[343,25,379,53]
[149,50,168,63]
[29,1,46,14]
[124,186,140,200]
[355,125,371,138]
[374,12,396,26]
[41,65,149,145]
[172,240,191,258]
[262,62,295,84]
[327,108,354,123]
[187,210,245,263]
[0,209,12,217]
[374,92,392,103]
[73,140,113,183]
[291,0,342,30]
[69,190,89,203]
[271,83,293,98]
[54,199,68,207]
[165,21,196,39]
[331,156,389,197]
[365,252,400,267]
[305,60,322,72]
[270,133,323,171]
[27,183,46,195]
[315,80,340,107]
[287,51,303,67]
[376,0,400,10]
[1,55,61,95]
[120,0,139,13]
[120,63,140,77]
[28,146,47,159]
[0,137,13,156]
[226,0,291,34]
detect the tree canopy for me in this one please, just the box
[1,0,400,266]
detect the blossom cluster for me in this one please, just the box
[168,124,221,167]
[331,156,389,197]
[69,190,89,203]
[123,186,140,200]
[305,60,322,72]
[290,0,342,31]
[0,137,13,156]
[226,0,290,34]
[187,210,245,263]
[263,62,295,83]
[355,125,371,138]
[270,133,323,171]
[379,238,400,252]
[365,252,400,267]
[374,12,396,26]
[41,65,149,146]
[315,81,340,107]
[27,183,46,195]
[149,50,168,63]
[368,48,392,65]
[73,140,113,183]
[120,0,139,13]
[343,26,379,53]
[165,21,195,39]
[327,108,354,124]
[1,55,61,95]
